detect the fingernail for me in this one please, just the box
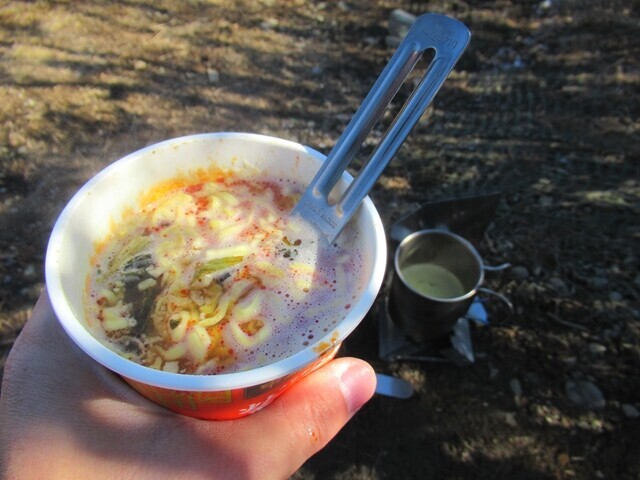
[335,360,376,417]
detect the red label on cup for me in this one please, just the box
[123,344,340,420]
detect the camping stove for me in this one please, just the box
[376,193,508,367]
[378,290,486,366]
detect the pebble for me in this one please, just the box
[590,276,609,289]
[504,412,518,427]
[20,282,43,301]
[385,35,402,48]
[259,18,279,31]
[207,68,220,84]
[609,291,623,302]
[134,59,147,71]
[385,9,416,48]
[539,195,553,207]
[539,0,553,10]
[510,378,522,397]
[565,380,605,410]
[23,264,37,278]
[388,9,415,38]
[549,277,569,296]
[621,404,639,418]
[601,328,619,341]
[510,265,529,280]
[512,55,524,69]
[588,343,607,355]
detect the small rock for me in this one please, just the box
[385,35,402,48]
[532,265,544,277]
[565,380,605,410]
[510,265,529,280]
[259,18,278,31]
[134,59,147,71]
[588,343,607,355]
[609,291,623,302]
[23,264,37,278]
[504,412,518,427]
[621,404,639,418]
[512,55,524,69]
[539,195,553,207]
[601,329,615,341]
[388,9,416,38]
[535,0,554,16]
[510,378,522,397]
[590,276,609,289]
[20,282,43,301]
[549,277,569,296]
[207,68,220,84]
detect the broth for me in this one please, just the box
[401,262,466,299]
[86,168,365,375]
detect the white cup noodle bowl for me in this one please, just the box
[46,133,386,419]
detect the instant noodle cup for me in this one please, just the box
[45,133,386,420]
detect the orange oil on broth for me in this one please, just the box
[86,168,365,375]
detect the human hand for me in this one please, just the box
[0,291,376,479]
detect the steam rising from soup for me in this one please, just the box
[85,167,365,375]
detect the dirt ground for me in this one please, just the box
[0,1,638,478]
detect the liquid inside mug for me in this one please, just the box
[390,229,484,342]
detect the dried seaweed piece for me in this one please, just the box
[119,252,163,336]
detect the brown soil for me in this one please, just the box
[1,1,638,478]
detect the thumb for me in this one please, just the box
[235,357,377,478]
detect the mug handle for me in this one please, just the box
[477,287,514,312]
[483,262,511,272]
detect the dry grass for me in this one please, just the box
[1,1,639,478]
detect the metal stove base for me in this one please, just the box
[378,293,487,367]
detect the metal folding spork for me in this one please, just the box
[293,13,470,244]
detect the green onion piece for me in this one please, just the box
[107,236,152,277]
[194,256,243,280]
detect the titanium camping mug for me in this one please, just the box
[390,229,491,342]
